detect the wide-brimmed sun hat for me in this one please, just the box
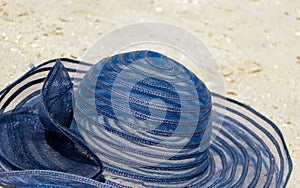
[0,50,292,187]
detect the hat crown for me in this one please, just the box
[74,50,212,186]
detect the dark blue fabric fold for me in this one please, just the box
[0,59,104,184]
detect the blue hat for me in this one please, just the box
[0,51,292,187]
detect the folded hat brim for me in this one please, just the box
[0,170,123,187]
[0,59,103,181]
[0,58,292,187]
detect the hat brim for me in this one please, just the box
[0,58,292,187]
[0,59,103,181]
[206,93,292,187]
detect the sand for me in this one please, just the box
[0,0,299,187]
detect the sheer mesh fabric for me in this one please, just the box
[0,52,292,187]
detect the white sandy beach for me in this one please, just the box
[0,0,299,187]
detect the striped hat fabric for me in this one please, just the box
[0,51,292,187]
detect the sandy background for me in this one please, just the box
[0,0,299,187]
